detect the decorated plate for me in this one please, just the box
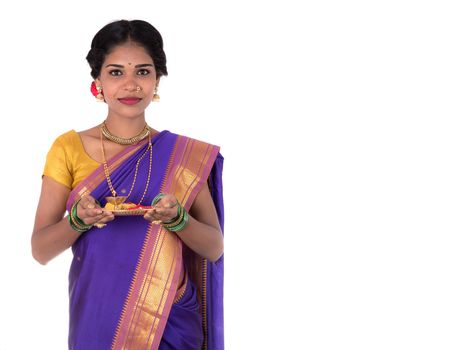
[107,205,154,216]
[112,209,150,216]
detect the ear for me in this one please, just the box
[155,77,160,88]
[95,78,102,87]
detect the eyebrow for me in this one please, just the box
[105,63,154,68]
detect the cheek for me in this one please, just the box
[101,85,117,98]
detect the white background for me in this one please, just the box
[0,0,458,349]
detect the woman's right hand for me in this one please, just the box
[77,195,115,226]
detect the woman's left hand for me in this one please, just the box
[143,194,179,223]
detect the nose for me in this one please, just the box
[124,79,140,92]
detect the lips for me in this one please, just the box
[118,97,142,105]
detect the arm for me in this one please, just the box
[31,176,77,265]
[31,176,114,265]
[144,184,224,262]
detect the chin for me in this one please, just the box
[118,106,147,116]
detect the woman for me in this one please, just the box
[31,19,224,350]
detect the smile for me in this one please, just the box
[118,98,142,105]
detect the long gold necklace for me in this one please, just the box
[101,120,150,145]
[100,127,153,205]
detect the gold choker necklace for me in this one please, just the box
[101,121,150,145]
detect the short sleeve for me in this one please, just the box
[43,137,73,189]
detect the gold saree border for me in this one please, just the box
[112,226,181,349]
[111,135,219,350]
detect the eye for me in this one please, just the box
[137,69,151,76]
[109,69,123,76]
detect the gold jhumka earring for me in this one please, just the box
[152,86,160,102]
[96,85,104,102]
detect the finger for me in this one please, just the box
[100,210,114,218]
[164,201,178,209]
[82,213,105,225]
[143,210,154,220]
[98,214,115,223]
[156,194,177,208]
[91,213,115,227]
[83,207,114,222]
[145,210,161,220]
[155,207,177,220]
[77,198,98,219]
[144,208,158,217]
[143,211,162,224]
[161,195,178,208]
[143,214,161,224]
[86,207,104,217]
[79,196,97,209]
[154,208,170,216]
[79,208,105,225]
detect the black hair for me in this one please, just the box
[86,20,168,79]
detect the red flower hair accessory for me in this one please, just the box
[90,81,104,101]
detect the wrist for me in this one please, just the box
[162,204,189,232]
[68,198,93,233]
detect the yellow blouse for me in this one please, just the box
[43,130,100,189]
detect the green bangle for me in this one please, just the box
[68,198,93,233]
[163,205,189,232]
[71,204,84,226]
[72,203,92,229]
[68,215,88,233]
[151,193,166,206]
[152,193,188,232]
[162,205,183,225]
[70,212,91,232]
[168,210,189,232]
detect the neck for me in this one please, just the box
[104,114,147,138]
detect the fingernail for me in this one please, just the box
[88,204,95,209]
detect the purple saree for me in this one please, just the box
[65,131,224,350]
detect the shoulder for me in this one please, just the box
[46,130,84,164]
[46,129,82,160]
[165,131,222,172]
[50,130,79,148]
[166,131,221,152]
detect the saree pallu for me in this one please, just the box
[65,130,224,350]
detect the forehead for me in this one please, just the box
[104,43,153,65]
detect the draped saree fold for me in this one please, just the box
[65,130,224,350]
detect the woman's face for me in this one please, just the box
[96,42,158,119]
